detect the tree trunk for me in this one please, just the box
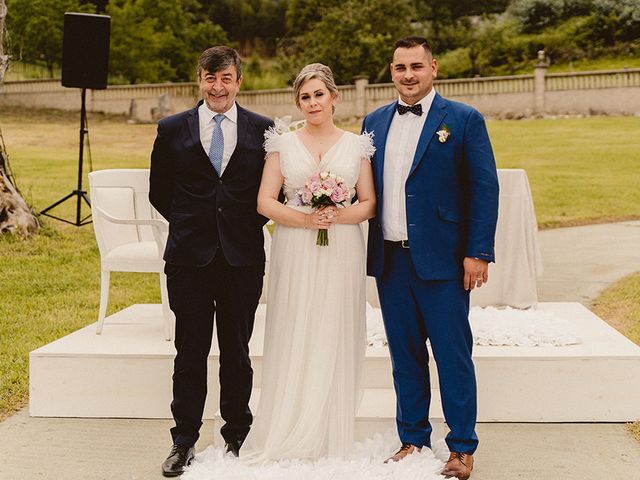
[0,0,40,237]
[0,0,8,81]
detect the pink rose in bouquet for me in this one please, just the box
[330,185,348,204]
[296,171,350,246]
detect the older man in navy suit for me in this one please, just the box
[363,36,499,480]
[149,46,273,477]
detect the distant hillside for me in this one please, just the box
[434,0,640,78]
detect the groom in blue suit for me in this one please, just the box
[363,37,499,480]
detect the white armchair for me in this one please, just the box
[88,169,174,341]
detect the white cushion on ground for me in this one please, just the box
[366,303,581,347]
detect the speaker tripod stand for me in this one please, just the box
[40,87,92,226]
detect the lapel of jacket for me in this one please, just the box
[235,103,249,154]
[408,92,447,178]
[372,102,397,192]
[186,102,201,148]
[222,103,249,177]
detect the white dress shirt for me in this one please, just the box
[382,89,436,241]
[198,101,238,175]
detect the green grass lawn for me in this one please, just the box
[548,56,640,73]
[0,108,639,420]
[591,272,640,351]
[487,117,640,228]
[590,272,640,441]
[1,109,161,419]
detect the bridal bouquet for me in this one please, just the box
[296,171,350,246]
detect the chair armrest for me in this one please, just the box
[93,206,168,230]
[93,205,169,252]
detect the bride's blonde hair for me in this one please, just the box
[293,63,339,110]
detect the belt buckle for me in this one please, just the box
[401,240,410,249]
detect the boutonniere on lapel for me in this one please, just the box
[436,124,451,143]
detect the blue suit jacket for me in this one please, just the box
[363,93,499,281]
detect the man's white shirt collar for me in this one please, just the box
[198,101,239,175]
[199,101,238,124]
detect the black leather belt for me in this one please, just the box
[385,240,410,249]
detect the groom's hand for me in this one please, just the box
[463,257,489,291]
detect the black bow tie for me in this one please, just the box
[397,103,422,116]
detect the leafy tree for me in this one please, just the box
[291,0,413,84]
[414,0,509,52]
[107,0,227,83]
[508,0,592,33]
[208,0,252,45]
[285,0,341,37]
[88,0,107,12]
[280,0,520,84]
[589,0,640,44]
[416,0,509,23]
[6,0,227,84]
[505,0,640,64]
[106,0,174,83]
[136,0,227,82]
[1,0,39,237]
[5,0,95,77]
[469,18,532,75]
[207,0,287,55]
[0,0,7,80]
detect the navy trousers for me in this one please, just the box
[165,251,263,447]
[376,243,478,454]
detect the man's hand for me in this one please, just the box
[463,257,489,291]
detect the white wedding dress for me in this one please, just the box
[242,129,375,461]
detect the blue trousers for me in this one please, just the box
[376,244,478,454]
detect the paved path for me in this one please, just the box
[1,221,639,480]
[537,220,640,303]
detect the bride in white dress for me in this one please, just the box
[242,63,376,461]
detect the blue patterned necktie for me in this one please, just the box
[209,114,225,176]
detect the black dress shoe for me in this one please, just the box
[225,439,243,457]
[162,444,195,477]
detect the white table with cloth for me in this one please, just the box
[366,168,543,309]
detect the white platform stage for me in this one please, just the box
[30,302,640,431]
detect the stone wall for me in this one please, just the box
[1,67,639,122]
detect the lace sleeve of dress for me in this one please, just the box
[359,131,376,159]
[263,126,282,155]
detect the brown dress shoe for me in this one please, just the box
[442,452,474,480]
[384,443,422,463]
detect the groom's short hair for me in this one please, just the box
[197,46,242,79]
[393,36,432,56]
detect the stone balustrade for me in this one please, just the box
[2,66,639,122]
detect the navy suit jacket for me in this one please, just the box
[363,93,499,281]
[149,102,273,267]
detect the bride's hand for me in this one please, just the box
[305,208,337,229]
[319,206,340,225]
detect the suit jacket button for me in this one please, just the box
[218,207,223,212]
[218,179,223,184]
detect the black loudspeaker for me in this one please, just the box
[61,12,110,90]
